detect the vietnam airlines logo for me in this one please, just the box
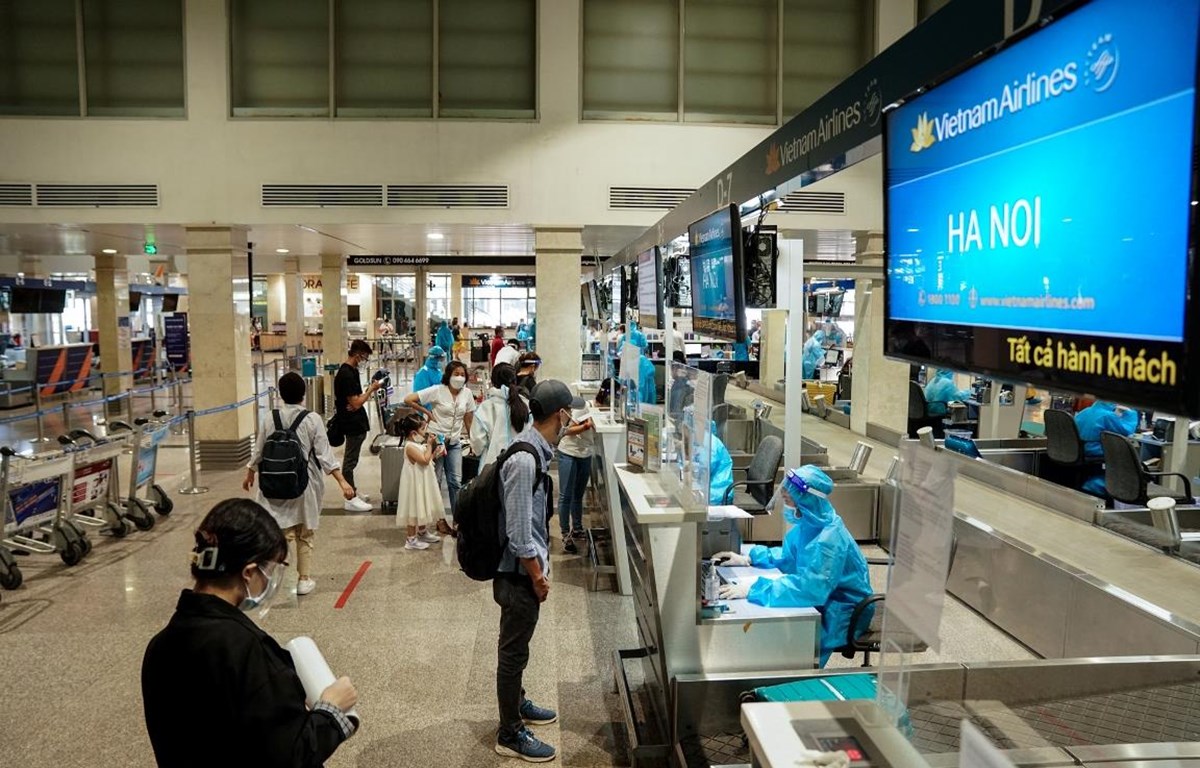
[766,143,781,175]
[910,112,936,153]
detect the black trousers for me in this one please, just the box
[493,574,541,737]
[342,431,367,491]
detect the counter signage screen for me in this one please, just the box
[885,0,1200,414]
[637,247,664,329]
[687,205,745,341]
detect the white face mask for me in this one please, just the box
[450,375,466,389]
[556,411,571,443]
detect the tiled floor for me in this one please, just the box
[0,371,1033,767]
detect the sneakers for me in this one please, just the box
[436,518,458,538]
[520,698,558,726]
[495,727,556,762]
[570,528,587,540]
[344,497,372,513]
[418,530,440,544]
[357,492,371,503]
[562,536,578,554]
[404,536,430,550]
[296,578,316,596]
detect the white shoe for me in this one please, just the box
[296,578,316,596]
[418,530,440,544]
[405,536,430,550]
[357,492,371,502]
[344,497,372,512]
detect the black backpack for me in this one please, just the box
[258,409,312,500]
[454,442,553,581]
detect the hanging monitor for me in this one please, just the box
[687,205,746,342]
[884,0,1200,415]
[637,246,664,329]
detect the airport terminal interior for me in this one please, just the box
[3,1,1200,767]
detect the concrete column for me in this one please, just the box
[283,257,303,350]
[356,274,377,333]
[876,0,917,53]
[535,227,583,388]
[321,254,345,357]
[853,233,911,440]
[186,226,255,467]
[266,274,286,326]
[95,254,133,416]
[415,268,429,348]
[450,271,463,326]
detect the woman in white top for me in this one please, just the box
[557,401,595,554]
[470,363,530,466]
[403,360,476,524]
[243,372,355,596]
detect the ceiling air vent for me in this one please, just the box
[778,191,846,215]
[261,184,384,208]
[609,186,695,211]
[386,184,509,209]
[36,183,158,207]
[0,184,33,207]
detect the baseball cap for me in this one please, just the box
[529,379,585,419]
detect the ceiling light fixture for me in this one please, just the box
[275,248,290,254]
[427,233,445,241]
[101,248,117,254]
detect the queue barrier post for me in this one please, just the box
[178,410,209,495]
[30,385,50,444]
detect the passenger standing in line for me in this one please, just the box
[394,413,445,551]
[403,359,477,527]
[471,363,530,466]
[493,380,583,763]
[495,338,521,369]
[515,351,542,397]
[490,326,507,367]
[333,340,381,512]
[557,401,594,554]
[142,499,358,766]
[243,372,356,596]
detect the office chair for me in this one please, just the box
[1044,408,1103,486]
[1101,431,1193,506]
[908,381,944,439]
[713,373,730,406]
[722,435,783,513]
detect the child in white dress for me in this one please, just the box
[396,414,445,550]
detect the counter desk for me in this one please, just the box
[612,463,821,762]
[591,408,632,595]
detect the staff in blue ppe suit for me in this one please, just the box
[802,330,827,379]
[412,345,447,394]
[712,465,873,667]
[624,326,658,405]
[681,405,734,505]
[435,321,455,358]
[923,369,970,417]
[1075,400,1138,495]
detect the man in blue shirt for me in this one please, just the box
[493,379,583,763]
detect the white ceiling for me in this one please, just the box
[0,222,647,262]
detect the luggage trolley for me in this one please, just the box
[0,447,89,589]
[57,428,155,535]
[108,414,175,520]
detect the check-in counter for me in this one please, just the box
[591,408,632,595]
[612,465,821,765]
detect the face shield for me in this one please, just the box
[239,560,286,620]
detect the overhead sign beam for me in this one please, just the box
[606,0,1071,271]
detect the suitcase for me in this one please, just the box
[378,435,405,511]
[461,454,481,485]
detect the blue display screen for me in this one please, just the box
[688,206,743,341]
[885,0,1200,415]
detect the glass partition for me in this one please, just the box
[661,361,713,512]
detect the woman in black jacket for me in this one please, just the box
[142,499,358,767]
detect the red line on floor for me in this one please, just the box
[334,560,371,609]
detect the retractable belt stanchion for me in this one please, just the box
[61,400,71,434]
[30,385,50,444]
[178,410,209,495]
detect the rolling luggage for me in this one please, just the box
[378,435,405,511]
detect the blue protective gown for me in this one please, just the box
[746,466,873,667]
[435,322,455,355]
[923,369,970,417]
[802,330,826,379]
[708,433,734,505]
[637,354,657,404]
[1075,401,1139,495]
[412,358,443,394]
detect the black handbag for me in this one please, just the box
[326,414,345,447]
